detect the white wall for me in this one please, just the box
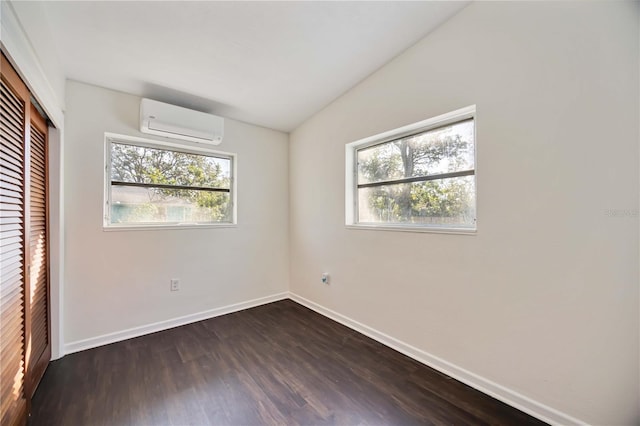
[2,0,66,359]
[64,81,289,345]
[289,2,639,425]
[2,1,65,125]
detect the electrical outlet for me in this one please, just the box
[170,279,180,291]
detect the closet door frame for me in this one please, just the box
[1,51,51,421]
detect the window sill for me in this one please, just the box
[103,223,237,232]
[345,224,476,235]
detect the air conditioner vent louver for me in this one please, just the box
[140,98,224,145]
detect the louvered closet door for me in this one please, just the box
[0,53,29,426]
[25,104,50,398]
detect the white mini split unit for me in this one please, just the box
[140,98,224,145]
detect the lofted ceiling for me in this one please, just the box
[33,1,468,132]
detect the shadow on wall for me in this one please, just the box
[140,82,242,120]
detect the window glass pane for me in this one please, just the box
[111,185,231,224]
[357,119,474,184]
[111,142,230,189]
[357,176,476,227]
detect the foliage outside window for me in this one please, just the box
[105,136,234,227]
[348,107,476,232]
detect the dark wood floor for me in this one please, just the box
[30,300,546,425]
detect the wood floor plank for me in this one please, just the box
[30,300,547,426]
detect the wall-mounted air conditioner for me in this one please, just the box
[140,98,224,145]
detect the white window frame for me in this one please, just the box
[345,105,477,234]
[103,132,237,231]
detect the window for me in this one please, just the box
[346,106,476,233]
[104,134,236,228]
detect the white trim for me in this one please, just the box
[62,291,587,424]
[288,292,587,426]
[48,126,64,360]
[64,292,288,355]
[104,132,229,156]
[103,224,238,232]
[103,132,238,229]
[0,1,64,127]
[348,105,476,151]
[345,105,477,232]
[345,224,476,236]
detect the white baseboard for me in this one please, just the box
[288,292,587,426]
[64,292,289,355]
[63,291,586,425]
